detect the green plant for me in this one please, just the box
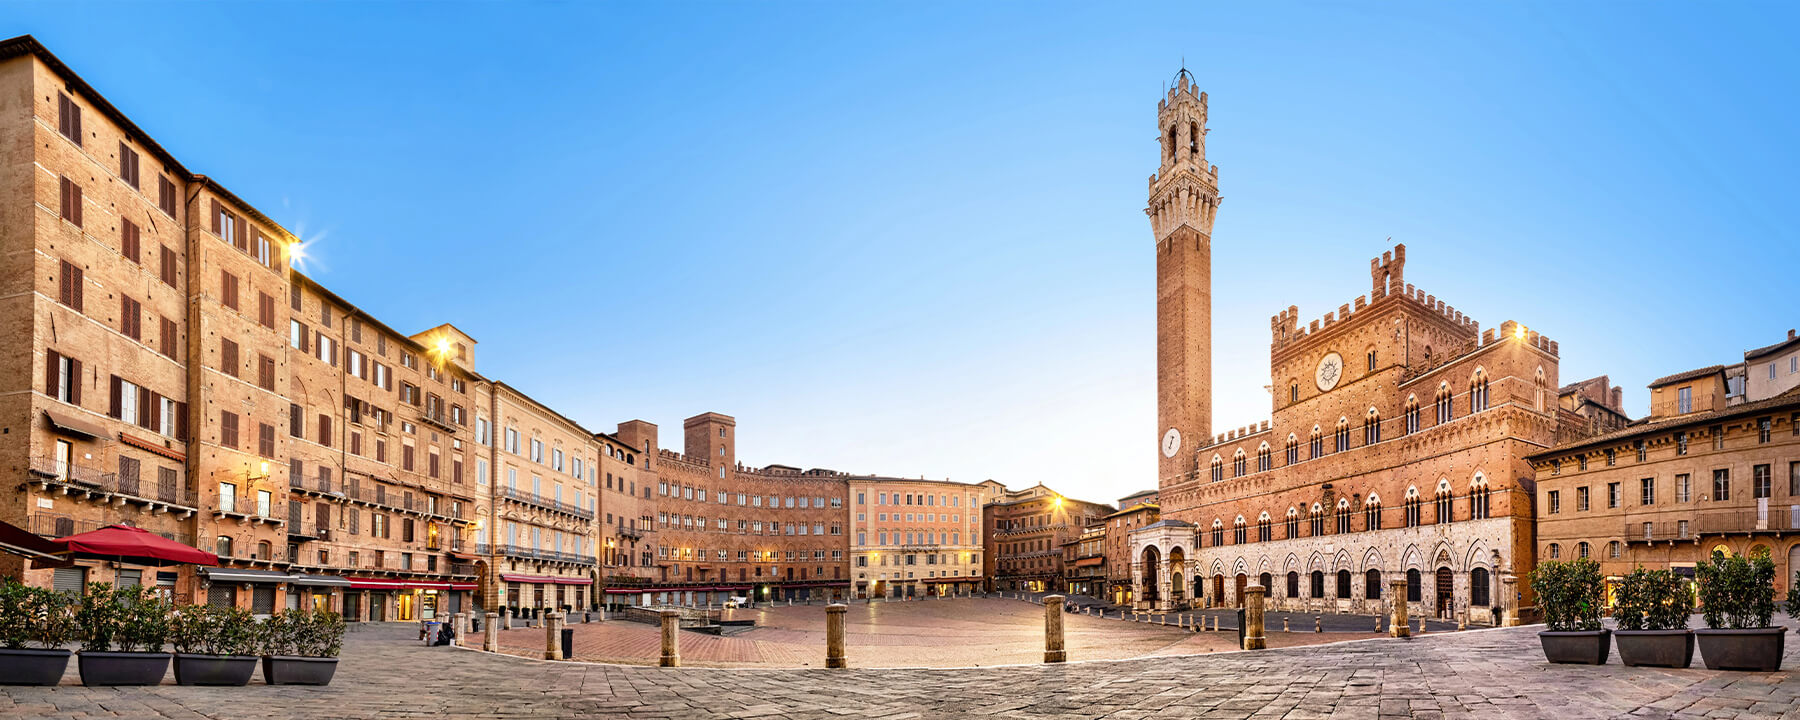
[0,579,30,649]
[75,582,123,652]
[26,586,76,650]
[290,608,345,658]
[255,610,298,656]
[214,606,258,656]
[1788,571,1800,621]
[1612,567,1693,631]
[1529,558,1605,632]
[114,585,169,653]
[168,605,219,654]
[1696,549,1776,629]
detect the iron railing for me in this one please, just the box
[497,486,595,520]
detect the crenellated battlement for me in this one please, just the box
[1271,243,1480,350]
[1204,420,1272,451]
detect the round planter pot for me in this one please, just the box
[77,651,171,686]
[1694,627,1787,671]
[1538,629,1611,665]
[173,653,259,686]
[261,655,339,686]
[0,647,71,686]
[1614,629,1694,668]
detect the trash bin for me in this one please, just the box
[471,616,482,632]
[560,627,574,660]
[1235,609,1246,648]
[425,621,443,646]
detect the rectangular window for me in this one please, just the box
[160,245,177,286]
[1547,490,1560,514]
[1712,469,1730,502]
[58,260,83,311]
[220,338,239,377]
[1576,486,1590,512]
[1678,387,1692,414]
[119,143,140,189]
[158,176,177,217]
[1676,474,1691,503]
[57,92,82,145]
[257,354,275,391]
[220,410,238,448]
[1758,418,1772,444]
[1753,464,1771,499]
[120,296,141,341]
[1606,482,1620,509]
[120,219,139,264]
[1640,478,1654,506]
[258,292,274,328]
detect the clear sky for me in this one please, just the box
[10,2,1797,506]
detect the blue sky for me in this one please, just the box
[10,2,1797,505]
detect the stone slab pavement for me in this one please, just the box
[2,616,1797,719]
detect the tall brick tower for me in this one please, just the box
[1149,70,1221,482]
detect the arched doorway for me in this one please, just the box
[1259,572,1272,594]
[1234,574,1247,608]
[1140,546,1161,606]
[1405,568,1421,602]
[1435,567,1454,617]
[1168,547,1186,607]
[1212,574,1224,606]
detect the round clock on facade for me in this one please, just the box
[1315,351,1344,392]
[1161,427,1182,458]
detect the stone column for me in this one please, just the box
[544,611,564,660]
[825,603,847,668]
[1389,579,1410,638]
[483,612,499,652]
[1242,584,1266,650]
[1501,575,1520,627]
[1043,595,1066,663]
[453,612,469,647]
[659,609,680,667]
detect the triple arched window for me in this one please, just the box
[1232,450,1247,478]
[1210,455,1223,483]
[1435,479,1455,524]
[1404,487,1422,527]
[1309,427,1324,459]
[1364,408,1381,445]
[1285,434,1299,465]
[1435,383,1453,424]
[1364,494,1383,530]
[1333,419,1351,453]
[1404,396,1420,434]
[1470,370,1490,413]
[1284,507,1300,539]
[1256,512,1272,542]
[1469,474,1491,519]
[1256,443,1271,472]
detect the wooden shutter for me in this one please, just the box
[289,403,301,437]
[361,355,370,381]
[139,391,158,431]
[45,349,61,398]
[297,322,309,353]
[161,318,177,357]
[109,375,122,418]
[221,411,237,448]
[66,180,81,227]
[221,338,238,376]
[235,215,248,252]
[69,359,82,405]
[176,402,187,441]
[318,415,331,447]
[160,245,175,286]
[210,199,221,234]
[121,220,139,264]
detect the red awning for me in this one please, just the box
[0,519,69,566]
[499,573,590,586]
[119,433,186,462]
[346,578,476,591]
[53,524,215,567]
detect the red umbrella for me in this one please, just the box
[52,524,218,567]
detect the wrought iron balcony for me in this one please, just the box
[497,485,595,520]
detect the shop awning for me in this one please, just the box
[43,410,105,440]
[499,573,590,586]
[447,552,479,560]
[346,578,477,591]
[289,573,351,587]
[0,519,68,566]
[201,567,291,584]
[922,577,983,583]
[59,525,216,567]
[119,433,186,462]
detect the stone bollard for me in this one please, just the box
[1376,617,1383,633]
[1501,575,1520,627]
[1457,613,1467,632]
[483,612,500,652]
[1043,595,1067,663]
[1283,616,1290,632]
[1243,584,1266,650]
[1390,579,1410,638]
[1314,615,1322,633]
[454,612,469,647]
[659,610,680,667]
[544,611,564,660]
[1417,616,1426,635]
[825,603,847,669]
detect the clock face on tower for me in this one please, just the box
[1161,427,1182,458]
[1315,352,1344,392]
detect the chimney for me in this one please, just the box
[1789,329,1796,340]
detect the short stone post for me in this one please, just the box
[1283,616,1290,632]
[1314,615,1322,633]
[1501,575,1520,627]
[483,612,499,651]
[825,603,847,668]
[1390,580,1410,638]
[1042,595,1066,663]
[1242,584,1266,650]
[1417,616,1426,635]
[659,609,680,667]
[544,611,564,660]
[1457,612,1467,632]
[454,612,469,647]
[1376,616,1383,633]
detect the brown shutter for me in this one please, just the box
[109,375,122,418]
[45,349,60,398]
[236,216,248,252]
[362,355,369,380]
[70,359,82,406]
[70,182,81,227]
[71,266,82,311]
[59,177,69,218]
[176,402,188,441]
[298,323,309,353]
[210,199,221,233]
[139,391,157,430]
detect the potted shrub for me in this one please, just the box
[1694,550,1785,671]
[260,608,345,685]
[171,604,259,686]
[1530,558,1610,664]
[0,579,76,686]
[1612,567,1695,667]
[76,583,172,686]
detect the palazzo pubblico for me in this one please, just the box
[1132,72,1575,620]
